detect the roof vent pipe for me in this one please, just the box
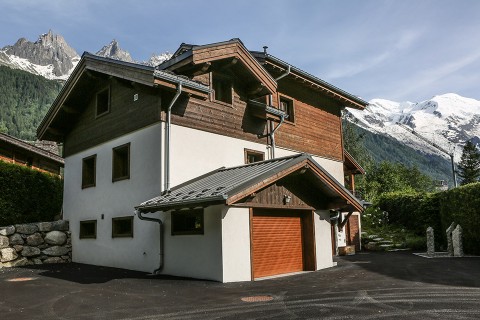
[164,82,183,194]
[263,46,268,54]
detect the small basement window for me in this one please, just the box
[245,149,265,164]
[171,209,204,235]
[212,73,233,104]
[82,155,96,188]
[96,87,110,117]
[112,143,130,182]
[279,96,294,122]
[79,220,97,239]
[112,216,134,238]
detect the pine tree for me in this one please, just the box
[457,141,480,185]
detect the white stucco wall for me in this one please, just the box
[221,207,252,282]
[160,205,223,281]
[64,124,163,272]
[314,210,336,270]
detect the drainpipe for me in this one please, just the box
[164,82,182,194]
[136,210,164,274]
[267,65,291,159]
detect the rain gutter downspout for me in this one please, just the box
[268,65,291,159]
[164,82,182,194]
[136,210,164,274]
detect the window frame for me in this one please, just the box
[81,154,97,189]
[171,209,204,236]
[112,143,130,182]
[211,72,233,105]
[112,216,134,238]
[244,148,265,164]
[95,86,111,118]
[79,220,97,239]
[277,94,295,123]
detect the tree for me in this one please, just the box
[457,141,480,185]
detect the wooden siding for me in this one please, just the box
[64,78,161,157]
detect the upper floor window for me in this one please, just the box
[112,143,130,182]
[96,87,110,117]
[212,73,232,104]
[171,209,204,235]
[245,149,265,164]
[82,154,96,188]
[279,96,295,122]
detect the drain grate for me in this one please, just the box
[241,295,274,302]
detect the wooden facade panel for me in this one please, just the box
[348,214,360,251]
[64,79,161,157]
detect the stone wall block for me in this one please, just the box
[22,246,41,257]
[13,245,23,252]
[1,248,18,262]
[15,224,38,235]
[44,231,67,245]
[0,235,9,249]
[3,257,29,267]
[43,257,64,264]
[9,233,24,245]
[52,220,69,231]
[0,226,15,236]
[26,233,44,246]
[42,246,69,257]
[37,222,53,232]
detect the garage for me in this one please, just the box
[251,211,314,279]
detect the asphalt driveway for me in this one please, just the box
[1,251,480,319]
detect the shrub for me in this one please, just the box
[0,161,63,225]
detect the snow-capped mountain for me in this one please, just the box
[0,31,172,80]
[0,30,80,80]
[346,93,480,162]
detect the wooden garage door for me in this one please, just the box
[252,214,304,279]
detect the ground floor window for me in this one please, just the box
[79,220,97,239]
[112,216,134,238]
[171,209,204,235]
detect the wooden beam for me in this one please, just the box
[192,62,211,76]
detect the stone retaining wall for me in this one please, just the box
[0,220,71,268]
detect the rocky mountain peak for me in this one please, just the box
[96,39,134,63]
[2,29,79,77]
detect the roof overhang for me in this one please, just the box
[344,150,366,175]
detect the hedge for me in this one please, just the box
[0,161,63,226]
[376,183,480,254]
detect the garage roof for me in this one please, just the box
[135,153,364,213]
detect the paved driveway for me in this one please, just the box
[1,251,480,319]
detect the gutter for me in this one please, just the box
[136,210,164,274]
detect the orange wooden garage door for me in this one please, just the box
[252,214,304,279]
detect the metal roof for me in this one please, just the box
[0,132,64,165]
[136,153,364,213]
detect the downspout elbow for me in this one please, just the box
[275,65,291,81]
[136,210,164,275]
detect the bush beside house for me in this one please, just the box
[374,182,480,254]
[0,161,63,226]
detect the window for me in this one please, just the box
[212,73,232,104]
[244,149,265,164]
[112,216,134,238]
[82,155,96,188]
[79,220,97,239]
[279,96,294,122]
[112,143,130,182]
[96,87,110,117]
[171,209,204,235]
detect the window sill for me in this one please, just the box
[112,176,130,183]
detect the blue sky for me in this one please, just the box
[2,0,480,102]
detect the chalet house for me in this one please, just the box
[37,39,367,282]
[0,132,63,175]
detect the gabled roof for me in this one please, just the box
[344,150,366,175]
[0,132,64,165]
[37,53,211,141]
[135,153,364,213]
[250,51,368,110]
[157,39,277,95]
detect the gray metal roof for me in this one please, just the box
[136,153,364,213]
[0,132,64,165]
